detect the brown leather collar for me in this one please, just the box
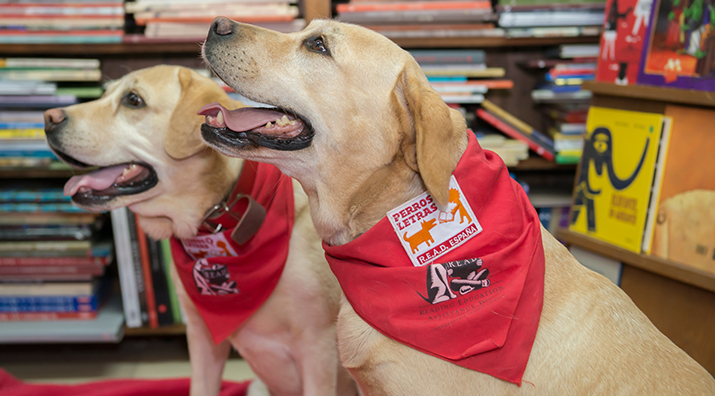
[198,161,266,245]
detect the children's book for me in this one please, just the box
[569,106,670,253]
[637,0,715,90]
[595,0,653,84]
[642,105,715,274]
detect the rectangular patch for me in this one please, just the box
[388,176,482,267]
[181,233,238,261]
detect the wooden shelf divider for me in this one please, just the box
[583,81,715,108]
[556,228,715,293]
[124,323,187,336]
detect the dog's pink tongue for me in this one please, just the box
[63,165,128,196]
[198,103,289,132]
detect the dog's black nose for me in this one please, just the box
[211,17,235,36]
[44,108,67,135]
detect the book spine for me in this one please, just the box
[0,297,99,312]
[0,311,97,321]
[160,239,183,324]
[111,208,142,328]
[337,1,490,13]
[409,49,486,65]
[0,265,104,276]
[0,256,107,266]
[476,108,555,161]
[134,214,158,328]
[148,237,174,326]
[480,102,555,150]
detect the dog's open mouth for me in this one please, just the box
[62,162,158,206]
[198,103,314,151]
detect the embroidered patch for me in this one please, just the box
[388,176,482,266]
[181,232,238,260]
[192,259,240,296]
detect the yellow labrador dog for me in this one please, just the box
[199,18,715,395]
[43,65,357,396]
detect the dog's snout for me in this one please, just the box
[44,108,67,134]
[211,17,235,37]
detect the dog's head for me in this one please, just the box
[201,19,467,243]
[45,65,244,239]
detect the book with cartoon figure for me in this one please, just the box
[596,0,653,84]
[642,105,715,274]
[569,106,670,253]
[637,0,715,90]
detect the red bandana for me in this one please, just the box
[323,133,545,385]
[170,161,294,344]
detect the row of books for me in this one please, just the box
[498,0,605,39]
[568,105,715,276]
[335,0,503,39]
[124,0,306,42]
[111,207,183,329]
[0,0,124,44]
[595,0,715,92]
[0,57,103,170]
[0,183,113,323]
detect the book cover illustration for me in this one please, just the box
[569,106,667,252]
[637,0,715,90]
[596,0,653,84]
[646,105,715,273]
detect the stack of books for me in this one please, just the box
[124,0,305,42]
[497,0,604,38]
[522,45,599,163]
[0,0,124,44]
[111,207,182,329]
[474,99,555,163]
[335,0,503,39]
[0,57,103,171]
[0,183,113,322]
[409,49,512,106]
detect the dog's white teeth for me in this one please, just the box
[216,111,224,125]
[265,122,273,128]
[289,120,296,125]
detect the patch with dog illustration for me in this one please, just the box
[388,176,482,267]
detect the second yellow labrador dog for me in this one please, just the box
[199,18,715,395]
[43,65,357,396]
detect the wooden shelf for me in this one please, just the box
[124,323,186,336]
[556,228,715,293]
[583,81,715,108]
[392,35,599,49]
[0,35,599,56]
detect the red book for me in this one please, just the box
[337,1,491,13]
[0,311,97,321]
[476,108,555,161]
[134,214,158,328]
[0,256,110,266]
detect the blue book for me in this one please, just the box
[0,188,69,203]
[0,277,110,313]
[427,76,467,83]
[0,122,45,129]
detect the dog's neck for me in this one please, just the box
[308,140,468,247]
[134,153,244,241]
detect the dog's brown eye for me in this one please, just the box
[305,36,329,55]
[122,91,145,108]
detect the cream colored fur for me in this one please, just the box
[46,65,357,396]
[201,19,715,394]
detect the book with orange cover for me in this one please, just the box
[134,214,158,328]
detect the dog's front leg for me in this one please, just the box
[172,266,231,396]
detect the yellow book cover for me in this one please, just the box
[569,106,667,253]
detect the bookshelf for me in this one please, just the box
[558,82,715,374]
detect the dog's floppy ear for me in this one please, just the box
[395,60,465,207]
[164,68,236,160]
